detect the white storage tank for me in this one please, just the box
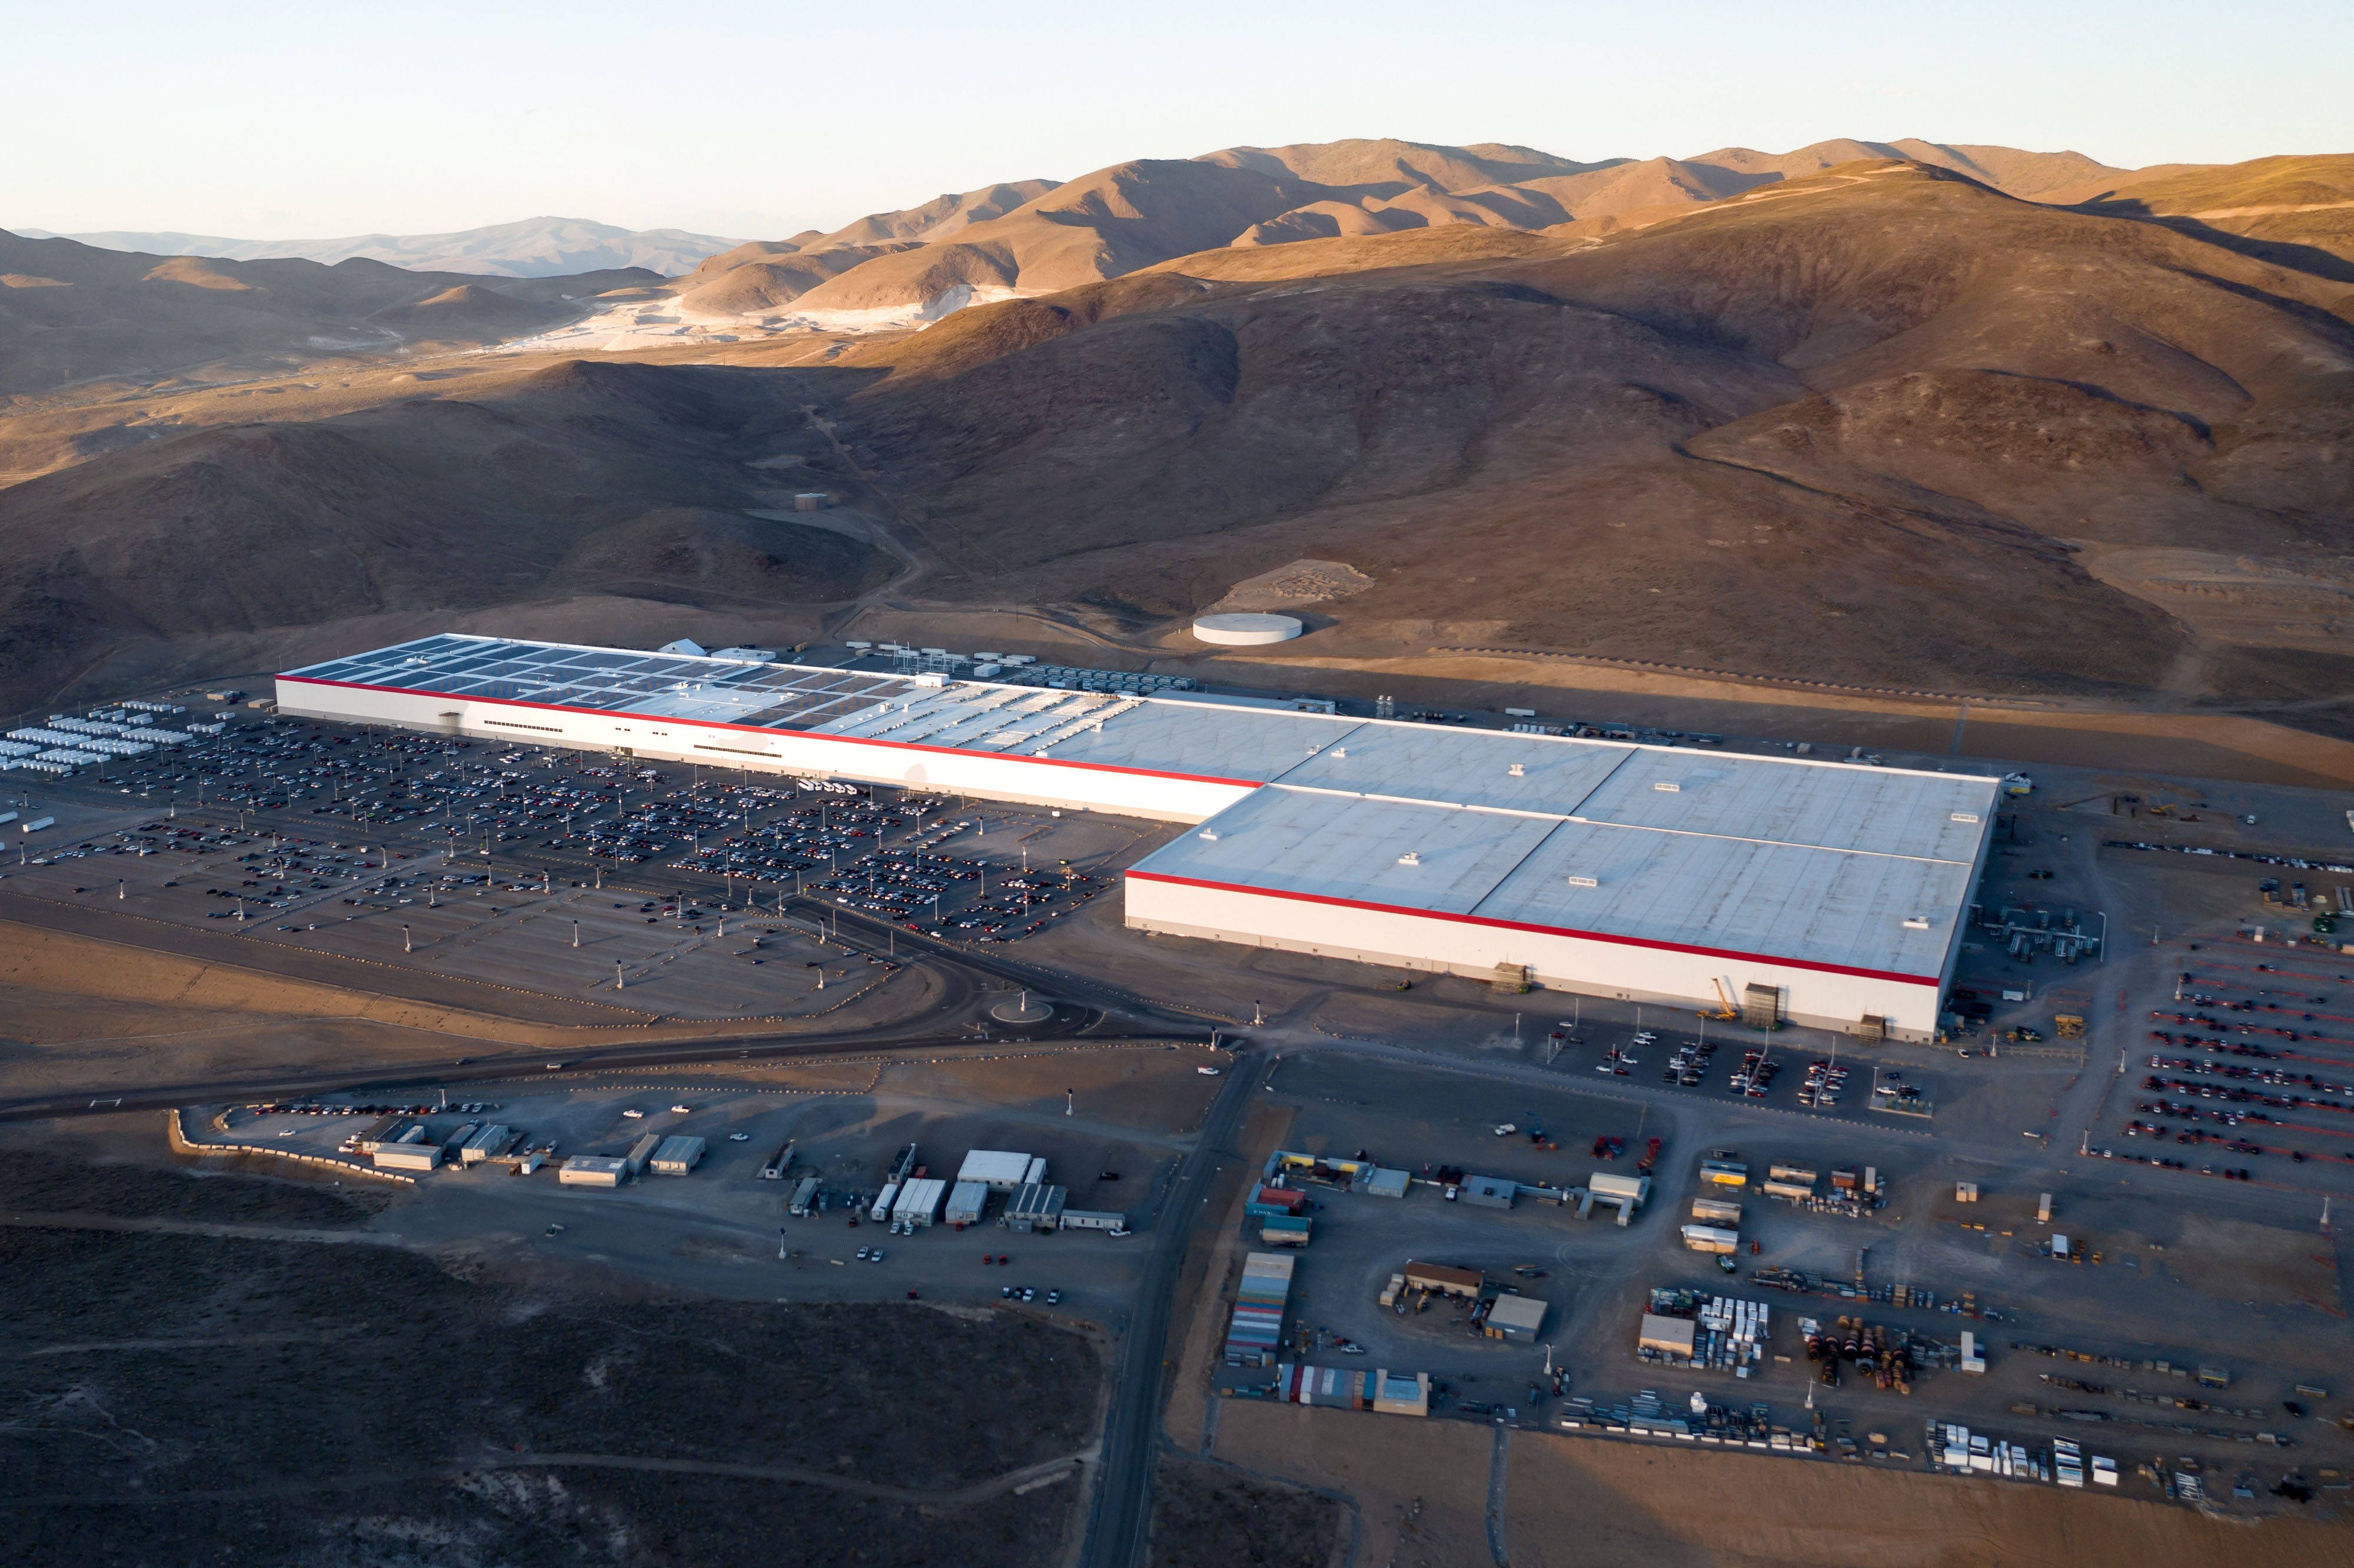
[1191,612,1303,647]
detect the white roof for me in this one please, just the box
[282,634,1996,980]
[956,1150,1035,1185]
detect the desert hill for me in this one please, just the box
[5,146,2354,733]
[0,357,893,704]
[0,228,655,394]
[659,137,2151,319]
[2058,154,2354,277]
[807,159,2353,702]
[21,217,740,278]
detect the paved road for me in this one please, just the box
[1079,1048,1269,1568]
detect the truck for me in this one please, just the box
[788,1176,822,1216]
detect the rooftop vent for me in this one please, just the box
[1652,780,1681,793]
[1508,763,1525,777]
[1397,851,1421,867]
[1567,875,1598,888]
[1901,916,1931,930]
[1198,830,1219,842]
[1951,811,1981,824]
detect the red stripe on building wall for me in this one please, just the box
[1123,869,1941,986]
[275,675,1266,791]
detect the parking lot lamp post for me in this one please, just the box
[403,924,412,954]
[572,920,580,948]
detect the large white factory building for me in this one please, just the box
[279,635,1998,1038]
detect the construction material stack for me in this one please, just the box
[1225,1251,1295,1366]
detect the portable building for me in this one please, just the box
[893,1177,947,1226]
[459,1124,515,1165]
[1403,1262,1484,1299]
[560,1155,627,1187]
[650,1136,706,1175]
[1639,1313,1698,1357]
[956,1150,1035,1191]
[788,1176,822,1216]
[1003,1182,1066,1231]
[945,1181,989,1226]
[1681,1224,1740,1254]
[871,1181,901,1221]
[1363,1167,1412,1199]
[1690,1196,1744,1225]
[1484,1293,1548,1340]
[1588,1171,1651,1224]
[623,1133,661,1177]
[373,1144,441,1172]
[1060,1208,1126,1231]
[1023,1156,1049,1187]
[1373,1369,1432,1416]
[1458,1174,1516,1209]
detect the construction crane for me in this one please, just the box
[1701,978,1738,1022]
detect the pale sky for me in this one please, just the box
[6,0,2348,240]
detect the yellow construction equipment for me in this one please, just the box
[2054,1014,2086,1038]
[1701,978,1738,1021]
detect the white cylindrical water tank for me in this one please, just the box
[1191,613,1303,647]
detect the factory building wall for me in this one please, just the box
[274,678,1255,824]
[1123,871,1946,1038]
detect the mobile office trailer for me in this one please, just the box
[871,1181,901,1222]
[650,1136,705,1175]
[1061,1209,1126,1231]
[1681,1224,1740,1254]
[893,1177,947,1227]
[560,1155,627,1187]
[956,1150,1034,1191]
[623,1134,661,1177]
[945,1181,989,1226]
[373,1144,441,1172]
[1003,1182,1066,1231]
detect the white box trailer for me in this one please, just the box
[789,1176,822,1216]
[870,1181,901,1221]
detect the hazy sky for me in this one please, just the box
[8,0,2348,239]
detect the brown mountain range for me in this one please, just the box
[1,142,2350,743]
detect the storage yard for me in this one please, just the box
[6,635,2354,1558]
